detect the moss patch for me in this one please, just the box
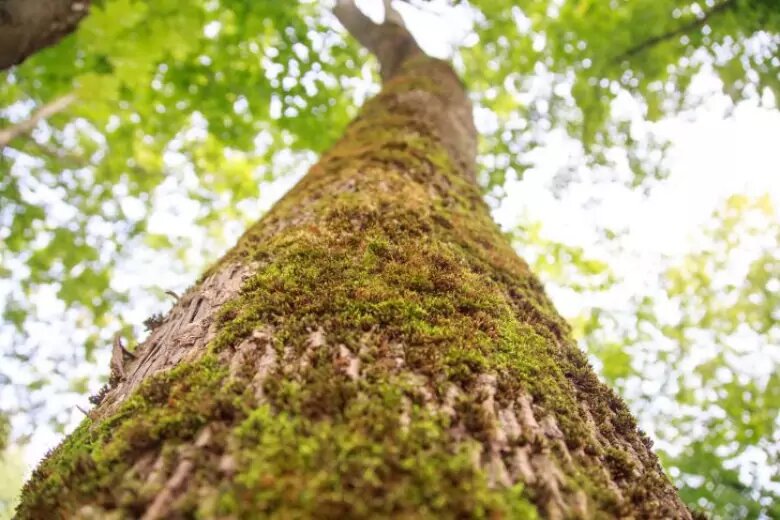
[17,355,241,518]
[210,382,537,519]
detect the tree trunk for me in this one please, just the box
[16,5,691,519]
[0,0,89,71]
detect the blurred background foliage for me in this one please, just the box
[513,194,779,517]
[0,0,778,517]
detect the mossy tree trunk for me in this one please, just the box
[17,3,691,519]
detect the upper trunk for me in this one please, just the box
[0,0,89,71]
[16,6,691,519]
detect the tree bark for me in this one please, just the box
[16,5,692,519]
[0,0,89,71]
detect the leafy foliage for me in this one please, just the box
[1,0,363,330]
[0,0,778,515]
[0,443,24,520]
[516,195,779,518]
[463,0,779,190]
[1,0,364,435]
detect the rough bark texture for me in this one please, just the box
[17,8,691,520]
[0,0,89,71]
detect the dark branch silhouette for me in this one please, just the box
[615,0,736,62]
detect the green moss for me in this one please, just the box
[17,355,241,518]
[604,447,637,481]
[215,382,536,518]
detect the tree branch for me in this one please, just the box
[615,0,736,62]
[0,93,76,150]
[382,0,406,27]
[333,0,381,54]
[332,0,423,81]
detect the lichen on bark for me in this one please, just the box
[16,7,691,520]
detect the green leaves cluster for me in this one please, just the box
[655,196,779,517]
[1,0,363,324]
[1,0,363,435]
[516,195,779,518]
[464,0,778,190]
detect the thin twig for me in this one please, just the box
[0,93,77,149]
[614,0,736,63]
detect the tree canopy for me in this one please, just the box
[0,0,778,517]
